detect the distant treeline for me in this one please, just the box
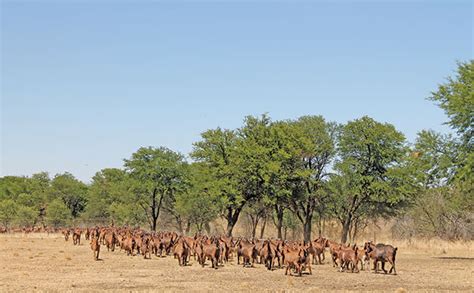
[1,61,472,242]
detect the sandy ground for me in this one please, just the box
[0,234,472,292]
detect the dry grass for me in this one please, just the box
[0,234,472,292]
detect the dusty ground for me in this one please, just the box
[0,234,472,292]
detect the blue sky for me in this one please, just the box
[1,1,472,182]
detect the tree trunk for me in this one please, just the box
[204,222,211,234]
[152,214,158,231]
[303,216,312,243]
[196,222,203,233]
[352,220,359,243]
[225,206,243,237]
[150,188,164,232]
[185,220,191,235]
[259,216,267,239]
[322,219,326,237]
[317,215,323,237]
[176,217,183,234]
[248,213,260,239]
[274,205,284,239]
[251,221,257,238]
[341,215,352,244]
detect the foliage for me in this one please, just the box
[46,199,71,227]
[410,130,458,188]
[49,173,87,218]
[328,116,414,243]
[84,168,130,224]
[191,127,242,236]
[174,163,219,233]
[0,199,18,228]
[108,202,147,227]
[429,60,473,148]
[124,147,188,231]
[285,116,338,242]
[0,60,471,242]
[15,205,38,227]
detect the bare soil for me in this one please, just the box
[0,234,472,292]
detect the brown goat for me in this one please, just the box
[173,237,191,266]
[237,239,258,268]
[364,241,398,274]
[282,244,308,276]
[200,239,220,269]
[90,235,100,260]
[72,228,82,245]
[338,245,359,273]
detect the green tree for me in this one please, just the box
[429,60,473,147]
[234,115,277,237]
[429,60,473,182]
[329,116,413,243]
[175,187,218,234]
[15,205,38,227]
[50,173,87,218]
[191,128,241,236]
[108,202,147,227]
[0,199,18,228]
[124,147,188,231]
[0,176,30,201]
[411,130,457,188]
[84,168,130,224]
[0,173,51,226]
[46,199,71,227]
[286,116,338,242]
[25,172,51,224]
[399,128,473,240]
[265,120,298,239]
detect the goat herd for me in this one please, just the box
[58,226,398,277]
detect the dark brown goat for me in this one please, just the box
[364,241,397,274]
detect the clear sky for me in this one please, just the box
[1,1,472,182]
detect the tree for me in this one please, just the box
[124,147,188,231]
[329,116,413,243]
[46,199,71,227]
[173,163,219,234]
[281,209,299,240]
[429,60,473,183]
[50,173,87,218]
[0,176,30,201]
[108,202,147,227]
[399,128,473,240]
[233,115,278,238]
[411,130,457,188]
[15,205,38,227]
[0,173,51,226]
[243,199,269,238]
[84,168,130,224]
[429,60,473,148]
[192,115,281,237]
[265,120,296,239]
[191,128,241,236]
[286,116,338,242]
[0,199,18,228]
